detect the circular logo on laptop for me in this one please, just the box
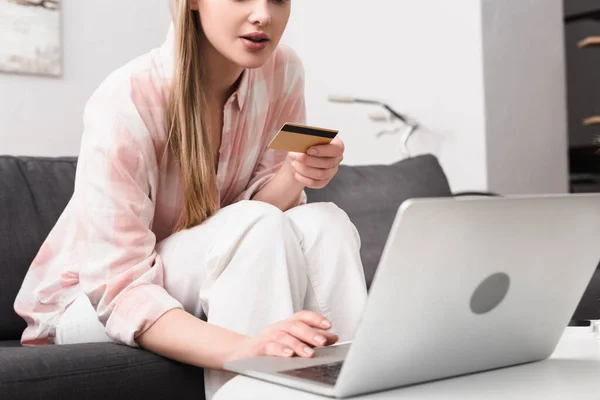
[470,273,510,314]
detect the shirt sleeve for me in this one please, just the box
[75,88,183,347]
[234,46,308,205]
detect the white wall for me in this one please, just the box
[283,0,569,194]
[482,0,569,195]
[0,0,171,157]
[1,0,569,195]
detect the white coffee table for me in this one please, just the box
[214,327,600,399]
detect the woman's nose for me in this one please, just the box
[248,0,272,26]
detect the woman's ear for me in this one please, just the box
[190,0,199,11]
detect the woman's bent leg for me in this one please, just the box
[157,201,310,399]
[285,202,368,342]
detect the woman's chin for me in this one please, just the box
[237,59,269,69]
[233,50,275,69]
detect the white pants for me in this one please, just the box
[56,200,368,399]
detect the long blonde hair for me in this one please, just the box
[167,0,218,232]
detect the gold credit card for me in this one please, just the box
[267,123,339,153]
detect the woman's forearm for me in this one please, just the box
[136,308,247,370]
[252,156,305,211]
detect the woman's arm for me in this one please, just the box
[252,137,346,212]
[137,308,339,369]
[250,154,306,211]
[136,309,246,370]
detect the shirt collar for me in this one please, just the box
[160,23,250,110]
[234,69,250,110]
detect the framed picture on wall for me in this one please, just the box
[0,0,62,77]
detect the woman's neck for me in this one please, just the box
[199,33,244,106]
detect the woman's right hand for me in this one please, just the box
[227,310,339,363]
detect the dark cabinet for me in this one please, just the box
[564,2,600,323]
[563,1,600,193]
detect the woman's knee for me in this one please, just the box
[301,202,350,223]
[232,200,294,238]
[157,200,287,271]
[287,202,361,247]
[236,199,284,221]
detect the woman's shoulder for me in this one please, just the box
[84,49,164,120]
[82,48,169,140]
[80,50,167,159]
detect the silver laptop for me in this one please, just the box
[224,193,600,398]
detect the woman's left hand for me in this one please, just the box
[289,137,345,189]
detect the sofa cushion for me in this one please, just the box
[0,153,451,340]
[0,156,77,340]
[0,341,205,400]
[305,154,452,288]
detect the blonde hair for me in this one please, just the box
[167,0,218,232]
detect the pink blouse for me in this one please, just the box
[13,26,307,346]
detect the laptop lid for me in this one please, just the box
[335,194,600,397]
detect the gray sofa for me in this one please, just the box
[0,153,597,399]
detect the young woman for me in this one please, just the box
[14,0,368,398]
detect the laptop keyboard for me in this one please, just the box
[279,361,344,386]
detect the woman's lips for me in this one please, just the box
[240,36,270,51]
